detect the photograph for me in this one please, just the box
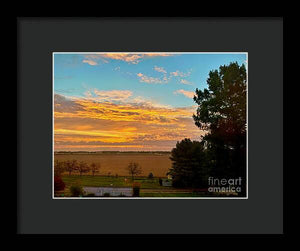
[53,52,247,199]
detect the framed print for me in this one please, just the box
[17,17,283,235]
[52,52,248,199]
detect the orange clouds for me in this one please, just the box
[92,89,133,102]
[173,89,195,99]
[82,53,173,65]
[82,59,98,66]
[54,93,205,151]
[99,53,142,64]
[55,95,194,125]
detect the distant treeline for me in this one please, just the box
[54,151,171,154]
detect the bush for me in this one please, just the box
[54,176,65,192]
[103,193,110,197]
[159,178,162,186]
[132,182,141,197]
[70,185,83,197]
[148,172,154,179]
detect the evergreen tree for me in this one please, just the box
[193,62,247,194]
[168,138,208,188]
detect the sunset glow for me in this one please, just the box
[54,53,247,151]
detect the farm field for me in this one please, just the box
[54,152,172,177]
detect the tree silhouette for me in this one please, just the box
[65,160,78,176]
[126,162,142,181]
[77,161,90,176]
[90,162,100,176]
[193,62,247,194]
[168,138,208,188]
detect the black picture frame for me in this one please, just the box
[17,17,284,237]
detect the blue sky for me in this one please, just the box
[54,53,247,108]
[53,53,247,151]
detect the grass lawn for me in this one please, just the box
[58,175,239,198]
[60,175,172,196]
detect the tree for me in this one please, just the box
[168,138,208,188]
[65,160,78,176]
[193,62,246,137]
[90,162,100,176]
[126,162,142,181]
[54,160,65,177]
[77,161,90,176]
[193,62,247,194]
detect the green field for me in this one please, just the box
[58,175,209,197]
[61,175,170,189]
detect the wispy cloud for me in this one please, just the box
[82,53,173,65]
[170,70,191,77]
[92,89,132,102]
[137,67,193,85]
[100,53,142,64]
[174,89,195,99]
[154,66,167,74]
[179,79,193,85]
[82,59,98,66]
[136,73,168,84]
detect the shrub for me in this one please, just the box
[132,182,141,197]
[70,185,83,197]
[148,172,154,179]
[103,193,110,197]
[159,178,162,186]
[54,176,65,192]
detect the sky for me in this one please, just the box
[54,53,247,151]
